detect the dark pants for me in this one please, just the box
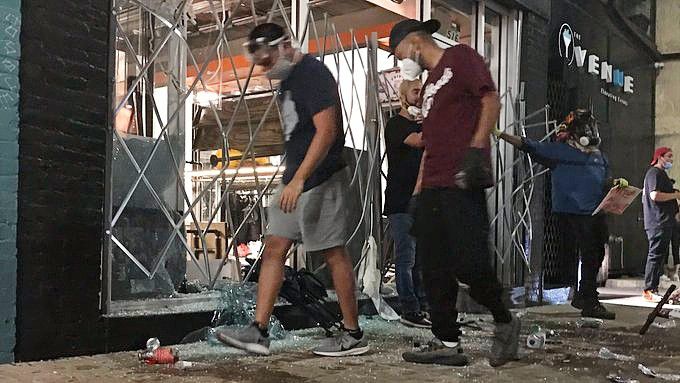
[388,212,428,314]
[645,226,673,291]
[414,188,511,343]
[671,222,680,266]
[558,213,608,305]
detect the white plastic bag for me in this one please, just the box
[358,236,400,321]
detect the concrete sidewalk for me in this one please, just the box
[1,304,679,383]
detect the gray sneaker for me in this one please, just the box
[402,338,469,366]
[215,324,271,356]
[312,330,369,357]
[489,314,521,367]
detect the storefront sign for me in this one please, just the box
[558,23,634,95]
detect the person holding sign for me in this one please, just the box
[495,109,628,320]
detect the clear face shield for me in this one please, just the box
[243,35,287,68]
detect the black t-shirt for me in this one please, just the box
[383,114,422,215]
[643,166,678,229]
[279,54,345,191]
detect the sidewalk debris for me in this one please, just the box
[146,337,161,351]
[641,284,677,335]
[652,319,677,329]
[577,318,604,328]
[598,347,635,362]
[527,331,546,349]
[138,347,179,365]
[606,374,640,383]
[173,361,211,370]
[638,364,680,381]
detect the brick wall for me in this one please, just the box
[0,0,21,364]
[15,0,109,360]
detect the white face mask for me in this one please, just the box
[266,55,294,80]
[401,58,423,81]
[407,106,423,120]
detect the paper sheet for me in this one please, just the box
[592,185,642,215]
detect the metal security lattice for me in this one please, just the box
[107,0,392,308]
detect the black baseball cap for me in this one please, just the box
[246,22,286,53]
[389,18,441,54]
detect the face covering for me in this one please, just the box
[663,161,673,170]
[407,105,423,120]
[401,58,423,81]
[266,54,294,80]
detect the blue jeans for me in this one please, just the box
[388,211,427,314]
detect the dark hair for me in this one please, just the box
[247,23,285,53]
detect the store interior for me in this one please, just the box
[108,0,408,308]
[107,0,524,314]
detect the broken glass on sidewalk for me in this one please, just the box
[180,282,287,345]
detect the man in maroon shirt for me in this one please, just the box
[389,19,520,367]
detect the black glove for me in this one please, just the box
[454,148,494,190]
[407,194,419,217]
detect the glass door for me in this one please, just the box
[430,0,478,48]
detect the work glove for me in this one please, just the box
[455,148,494,190]
[613,178,629,189]
[491,127,503,138]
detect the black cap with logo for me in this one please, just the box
[388,18,441,54]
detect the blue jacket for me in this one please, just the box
[522,139,609,215]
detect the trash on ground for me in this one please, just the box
[138,347,179,365]
[652,319,677,329]
[577,318,604,328]
[146,337,160,351]
[173,361,210,370]
[527,324,546,349]
[606,374,640,383]
[598,347,635,362]
[527,332,546,349]
[638,363,680,381]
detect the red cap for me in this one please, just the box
[651,147,672,165]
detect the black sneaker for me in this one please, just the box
[215,324,271,355]
[400,312,432,329]
[571,293,584,310]
[581,302,616,320]
[402,338,468,366]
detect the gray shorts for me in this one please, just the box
[267,169,350,252]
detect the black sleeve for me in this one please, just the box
[304,61,338,117]
[385,117,417,150]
